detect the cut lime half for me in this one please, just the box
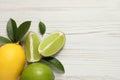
[38,31,66,57]
[25,31,42,62]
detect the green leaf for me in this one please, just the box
[0,36,11,45]
[43,57,65,73]
[39,21,46,35]
[7,18,17,42]
[16,21,31,42]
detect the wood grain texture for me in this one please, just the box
[0,0,120,80]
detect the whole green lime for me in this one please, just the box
[20,63,55,80]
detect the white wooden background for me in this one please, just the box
[0,0,120,80]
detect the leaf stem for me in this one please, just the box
[16,41,20,44]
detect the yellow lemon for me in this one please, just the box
[0,43,26,80]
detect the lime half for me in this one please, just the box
[25,32,42,62]
[38,31,66,57]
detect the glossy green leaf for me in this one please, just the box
[7,18,17,42]
[39,21,46,35]
[0,36,11,45]
[43,57,65,73]
[16,21,31,42]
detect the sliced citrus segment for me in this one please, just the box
[25,31,42,62]
[38,31,66,57]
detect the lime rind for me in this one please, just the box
[25,32,42,62]
[20,63,55,80]
[38,32,65,57]
[25,33,31,61]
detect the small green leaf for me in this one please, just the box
[43,57,65,73]
[0,36,11,45]
[39,21,46,35]
[16,21,31,42]
[7,18,17,42]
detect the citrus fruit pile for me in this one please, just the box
[0,19,66,80]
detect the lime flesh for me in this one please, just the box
[20,63,55,80]
[25,32,42,62]
[38,31,66,57]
